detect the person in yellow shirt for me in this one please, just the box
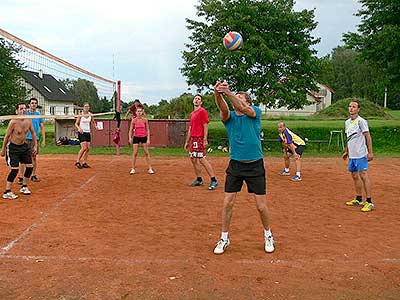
[277,122,305,181]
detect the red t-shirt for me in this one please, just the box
[189,107,209,137]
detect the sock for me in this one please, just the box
[366,197,372,203]
[197,177,202,182]
[264,228,272,238]
[22,184,27,188]
[356,195,363,201]
[221,232,229,241]
[296,171,301,177]
[211,177,217,182]
[4,189,11,194]
[284,168,289,172]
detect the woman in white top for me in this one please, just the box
[75,103,97,168]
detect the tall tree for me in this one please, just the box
[181,0,320,109]
[343,0,400,108]
[63,78,102,112]
[0,38,27,115]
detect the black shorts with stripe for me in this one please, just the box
[6,142,32,167]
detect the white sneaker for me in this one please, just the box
[20,186,31,195]
[213,239,230,254]
[264,235,275,253]
[148,168,155,174]
[3,191,18,199]
[130,168,135,175]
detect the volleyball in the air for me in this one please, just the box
[223,31,243,51]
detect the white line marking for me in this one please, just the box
[0,255,399,266]
[0,159,115,255]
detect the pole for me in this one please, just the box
[117,80,121,112]
[384,87,387,108]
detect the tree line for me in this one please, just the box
[1,0,399,116]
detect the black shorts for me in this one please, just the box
[133,136,147,144]
[26,139,38,155]
[287,145,305,156]
[6,142,32,167]
[225,159,266,195]
[78,132,91,143]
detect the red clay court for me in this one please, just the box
[0,155,399,300]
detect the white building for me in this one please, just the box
[21,70,78,116]
[260,83,335,117]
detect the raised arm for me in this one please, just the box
[214,81,230,121]
[216,81,256,118]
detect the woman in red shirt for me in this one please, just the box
[128,107,154,175]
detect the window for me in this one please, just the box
[50,106,55,115]
[64,106,69,115]
[43,86,52,93]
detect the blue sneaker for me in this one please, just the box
[208,180,218,190]
[291,175,302,181]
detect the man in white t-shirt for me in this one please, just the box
[342,100,374,212]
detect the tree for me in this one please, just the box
[0,38,27,115]
[63,78,102,112]
[343,0,400,108]
[181,0,320,109]
[319,47,385,104]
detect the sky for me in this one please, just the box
[0,0,362,104]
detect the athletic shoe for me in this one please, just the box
[213,239,230,254]
[361,202,375,212]
[190,179,204,187]
[345,199,365,206]
[3,191,18,199]
[17,177,23,185]
[291,175,302,181]
[82,163,90,168]
[264,235,275,253]
[148,168,155,174]
[278,170,290,176]
[208,180,219,190]
[31,175,41,182]
[75,162,83,169]
[20,186,31,195]
[130,168,135,175]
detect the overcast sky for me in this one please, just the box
[0,0,362,104]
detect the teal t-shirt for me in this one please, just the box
[223,106,263,161]
[26,111,43,140]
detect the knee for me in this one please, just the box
[351,172,360,180]
[7,168,19,182]
[24,166,33,178]
[256,202,267,213]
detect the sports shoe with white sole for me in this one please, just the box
[130,168,135,175]
[264,235,275,253]
[20,186,31,195]
[3,191,18,199]
[278,170,290,176]
[213,239,230,254]
[208,180,218,190]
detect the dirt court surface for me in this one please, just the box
[0,155,399,300]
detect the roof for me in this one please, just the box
[318,83,336,94]
[21,70,78,102]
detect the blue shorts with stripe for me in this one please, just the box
[348,157,368,172]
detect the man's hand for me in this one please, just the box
[215,81,230,95]
[342,152,349,160]
[367,152,374,161]
[32,146,37,156]
[184,142,188,151]
[294,153,300,160]
[41,140,46,148]
[203,138,208,147]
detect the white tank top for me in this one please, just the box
[80,115,91,133]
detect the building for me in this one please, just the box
[260,83,335,117]
[21,70,78,116]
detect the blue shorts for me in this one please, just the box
[348,157,368,172]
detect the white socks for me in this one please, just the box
[284,168,289,172]
[221,232,229,241]
[296,171,301,177]
[264,228,272,238]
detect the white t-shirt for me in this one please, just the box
[345,116,369,159]
[79,115,91,133]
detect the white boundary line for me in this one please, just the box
[0,255,398,266]
[0,158,115,255]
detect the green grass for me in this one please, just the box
[388,110,400,120]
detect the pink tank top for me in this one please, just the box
[134,118,147,137]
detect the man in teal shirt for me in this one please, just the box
[18,98,45,183]
[212,80,274,255]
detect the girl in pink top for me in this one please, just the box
[128,107,154,175]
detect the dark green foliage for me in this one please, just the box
[0,38,27,115]
[182,0,320,109]
[343,0,400,109]
[314,98,391,119]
